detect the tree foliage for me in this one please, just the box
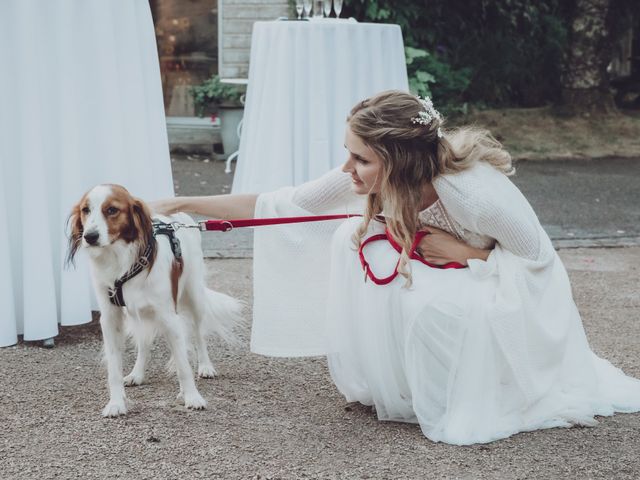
[343,0,576,108]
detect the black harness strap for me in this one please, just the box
[152,220,183,260]
[107,219,183,307]
[107,243,155,307]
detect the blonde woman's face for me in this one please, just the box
[342,125,383,195]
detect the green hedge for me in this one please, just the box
[343,0,572,109]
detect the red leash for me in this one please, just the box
[193,214,466,285]
[358,228,465,285]
[197,214,360,232]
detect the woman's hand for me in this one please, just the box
[147,194,257,219]
[148,198,181,216]
[417,226,491,266]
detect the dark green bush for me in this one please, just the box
[190,75,243,116]
[343,0,571,108]
[405,47,472,115]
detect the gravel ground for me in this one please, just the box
[1,247,640,480]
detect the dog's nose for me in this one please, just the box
[83,231,100,245]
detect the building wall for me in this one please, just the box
[219,0,289,78]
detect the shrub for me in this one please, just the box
[190,75,243,116]
[343,0,571,108]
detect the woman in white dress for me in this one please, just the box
[0,0,174,348]
[152,90,640,444]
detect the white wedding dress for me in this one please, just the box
[0,0,174,347]
[251,161,640,445]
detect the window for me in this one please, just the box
[150,0,218,117]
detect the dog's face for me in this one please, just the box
[66,185,154,264]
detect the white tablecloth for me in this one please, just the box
[0,0,174,347]
[231,20,408,193]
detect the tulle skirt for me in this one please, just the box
[326,218,640,445]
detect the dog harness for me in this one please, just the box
[152,220,183,260]
[107,242,154,307]
[107,220,183,307]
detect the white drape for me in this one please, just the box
[232,20,409,194]
[0,0,174,347]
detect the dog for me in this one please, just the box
[67,184,243,417]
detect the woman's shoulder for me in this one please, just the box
[437,160,504,185]
[433,161,535,228]
[435,162,496,206]
[435,161,522,203]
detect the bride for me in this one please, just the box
[152,90,640,445]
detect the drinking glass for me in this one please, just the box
[295,0,303,19]
[313,0,323,18]
[303,0,312,18]
[333,0,343,17]
[323,0,332,17]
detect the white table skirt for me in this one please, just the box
[0,0,174,347]
[231,20,409,194]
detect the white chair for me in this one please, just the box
[219,78,248,173]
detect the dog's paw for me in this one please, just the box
[123,373,144,387]
[184,392,207,410]
[198,364,217,379]
[102,400,127,417]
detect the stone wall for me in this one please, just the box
[218,0,289,78]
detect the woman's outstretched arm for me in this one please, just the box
[150,166,354,219]
[149,194,258,219]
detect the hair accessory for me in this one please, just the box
[411,96,443,138]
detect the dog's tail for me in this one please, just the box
[201,288,246,346]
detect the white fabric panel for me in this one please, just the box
[0,0,174,347]
[252,167,362,357]
[232,20,408,193]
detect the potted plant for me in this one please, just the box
[190,75,244,159]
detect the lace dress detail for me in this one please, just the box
[419,200,496,251]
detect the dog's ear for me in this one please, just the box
[65,202,84,268]
[130,197,157,268]
[130,198,153,240]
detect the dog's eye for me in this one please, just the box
[106,207,119,216]
[81,207,90,215]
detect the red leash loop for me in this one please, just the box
[358,228,466,286]
[197,214,465,286]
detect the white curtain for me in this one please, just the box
[0,0,174,347]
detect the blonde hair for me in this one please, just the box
[348,90,513,286]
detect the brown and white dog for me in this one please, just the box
[67,184,242,417]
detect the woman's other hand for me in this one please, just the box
[417,227,491,266]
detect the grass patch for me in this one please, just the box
[449,107,640,161]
